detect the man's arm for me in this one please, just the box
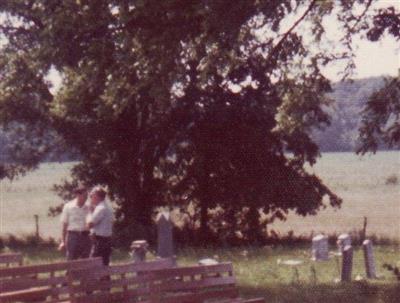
[59,222,68,250]
[87,206,105,228]
[59,205,68,250]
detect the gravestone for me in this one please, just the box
[363,239,377,279]
[157,211,174,258]
[198,258,219,266]
[337,233,351,253]
[130,240,148,263]
[312,234,329,261]
[341,245,353,282]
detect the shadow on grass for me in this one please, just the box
[239,282,400,303]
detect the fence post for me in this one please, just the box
[34,214,40,240]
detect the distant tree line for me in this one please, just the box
[313,76,397,152]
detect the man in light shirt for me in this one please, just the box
[59,185,91,260]
[87,186,114,265]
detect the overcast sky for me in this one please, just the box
[293,0,399,81]
[3,0,399,91]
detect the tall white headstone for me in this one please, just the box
[312,234,329,261]
[341,245,353,282]
[363,239,377,279]
[337,233,351,253]
[157,211,174,258]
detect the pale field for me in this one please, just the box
[271,151,400,240]
[0,151,399,240]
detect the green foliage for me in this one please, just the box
[359,77,400,153]
[312,77,387,152]
[0,234,57,250]
[0,1,386,244]
[358,5,400,153]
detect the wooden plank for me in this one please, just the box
[0,258,103,302]
[147,263,234,278]
[0,275,66,292]
[70,258,175,279]
[66,262,264,303]
[0,257,102,277]
[0,286,51,302]
[241,299,265,303]
[159,287,239,303]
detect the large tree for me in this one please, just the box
[0,0,386,243]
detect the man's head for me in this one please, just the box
[74,185,88,206]
[89,186,107,206]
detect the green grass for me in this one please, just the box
[3,245,399,303]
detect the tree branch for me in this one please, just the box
[349,0,374,32]
[265,0,317,65]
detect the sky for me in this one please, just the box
[285,0,399,82]
[321,0,399,81]
[3,0,399,91]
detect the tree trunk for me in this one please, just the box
[198,159,211,243]
[247,206,263,244]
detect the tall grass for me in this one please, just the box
[2,244,399,302]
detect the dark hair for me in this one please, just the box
[92,188,106,200]
[74,186,87,195]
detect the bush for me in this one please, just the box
[0,234,57,250]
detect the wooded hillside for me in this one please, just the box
[314,77,386,152]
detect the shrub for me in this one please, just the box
[0,234,57,250]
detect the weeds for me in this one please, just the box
[0,234,57,250]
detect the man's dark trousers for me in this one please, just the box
[66,231,91,260]
[91,235,112,265]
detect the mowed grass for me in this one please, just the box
[4,245,400,303]
[1,151,399,240]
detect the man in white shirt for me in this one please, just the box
[59,185,91,260]
[87,186,113,265]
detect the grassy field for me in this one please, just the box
[3,245,399,303]
[1,151,399,240]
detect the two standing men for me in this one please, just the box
[59,186,113,265]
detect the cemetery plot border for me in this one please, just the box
[67,262,265,303]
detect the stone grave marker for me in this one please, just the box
[312,234,329,261]
[157,211,174,258]
[363,239,377,279]
[341,245,353,282]
[337,233,351,253]
[130,240,149,263]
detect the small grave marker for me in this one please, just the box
[312,234,329,261]
[363,239,377,279]
[130,240,148,263]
